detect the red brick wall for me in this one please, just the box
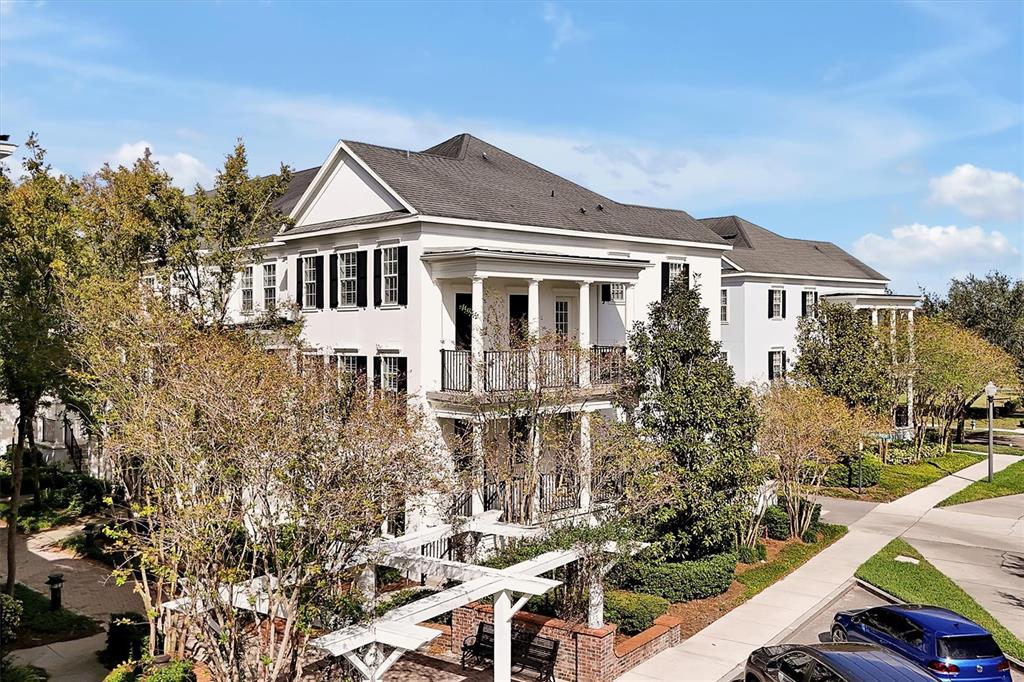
[452,602,681,682]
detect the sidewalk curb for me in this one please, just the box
[855,579,1024,674]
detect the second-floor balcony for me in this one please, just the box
[440,345,626,393]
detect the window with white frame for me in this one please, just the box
[720,350,729,363]
[381,247,399,305]
[668,261,687,285]
[802,290,818,318]
[299,351,323,376]
[338,251,358,307]
[609,282,625,303]
[142,274,156,293]
[770,288,784,319]
[554,299,570,336]
[241,266,254,313]
[769,349,786,380]
[302,257,317,309]
[263,263,277,309]
[720,288,729,323]
[172,271,189,308]
[379,356,400,392]
[334,353,361,375]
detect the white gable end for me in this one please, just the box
[294,149,405,227]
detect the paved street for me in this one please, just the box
[619,454,1022,682]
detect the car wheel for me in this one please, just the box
[831,625,847,643]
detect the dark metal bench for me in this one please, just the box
[461,622,560,681]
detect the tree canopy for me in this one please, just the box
[623,281,761,560]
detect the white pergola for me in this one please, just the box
[163,510,612,682]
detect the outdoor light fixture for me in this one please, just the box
[985,381,997,483]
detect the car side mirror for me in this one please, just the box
[851,615,862,625]
[765,659,780,672]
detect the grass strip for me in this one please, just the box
[12,582,102,648]
[855,538,1024,661]
[737,523,848,599]
[822,453,982,502]
[953,442,1024,457]
[937,458,1024,507]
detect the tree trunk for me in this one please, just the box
[5,404,29,595]
[27,415,40,510]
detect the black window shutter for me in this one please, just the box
[814,292,820,314]
[681,263,690,289]
[396,357,408,394]
[356,251,368,307]
[801,292,808,317]
[296,257,304,306]
[397,245,409,306]
[768,289,773,318]
[782,351,787,377]
[768,352,774,380]
[601,284,611,302]
[661,262,670,300]
[314,255,325,309]
[329,254,338,309]
[782,290,787,318]
[356,355,367,377]
[373,356,381,389]
[373,249,382,307]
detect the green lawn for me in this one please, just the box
[955,442,1024,457]
[737,523,847,599]
[937,458,1024,507]
[856,539,1024,661]
[821,453,983,503]
[9,583,102,649]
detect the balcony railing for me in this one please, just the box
[539,471,578,513]
[440,345,626,393]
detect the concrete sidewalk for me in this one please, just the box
[618,454,1021,682]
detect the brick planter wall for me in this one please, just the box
[452,602,682,682]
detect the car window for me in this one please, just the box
[938,635,1002,659]
[883,613,925,647]
[808,662,843,682]
[777,651,815,681]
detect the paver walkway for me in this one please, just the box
[619,453,1021,682]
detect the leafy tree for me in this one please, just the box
[623,281,761,560]
[922,271,1024,381]
[0,135,86,594]
[757,383,881,537]
[794,300,896,415]
[912,316,1017,449]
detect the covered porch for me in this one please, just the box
[422,248,648,395]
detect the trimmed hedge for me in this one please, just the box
[1,592,23,644]
[616,551,736,603]
[824,454,882,488]
[763,505,790,540]
[603,590,669,635]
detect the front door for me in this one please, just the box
[509,294,529,347]
[455,293,472,351]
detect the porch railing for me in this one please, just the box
[442,347,625,392]
[441,349,472,392]
[592,472,626,505]
[590,345,627,385]
[484,350,529,392]
[539,349,579,389]
[539,471,578,513]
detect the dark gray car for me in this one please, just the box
[744,643,937,681]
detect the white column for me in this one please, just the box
[579,411,592,511]
[578,281,592,388]
[624,283,636,336]
[493,589,513,682]
[356,565,376,610]
[471,421,485,515]
[528,278,541,389]
[587,572,604,629]
[471,276,485,393]
[907,309,915,429]
[870,307,879,327]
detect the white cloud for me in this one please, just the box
[852,223,1020,291]
[112,141,215,189]
[542,3,587,50]
[928,164,1024,222]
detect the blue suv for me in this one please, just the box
[832,605,1011,681]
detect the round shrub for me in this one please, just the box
[142,660,195,682]
[736,542,767,564]
[824,454,882,488]
[603,590,669,635]
[1,592,24,644]
[617,551,736,602]
[763,505,790,540]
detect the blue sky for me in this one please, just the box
[1,0,1021,293]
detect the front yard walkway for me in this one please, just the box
[618,453,1021,682]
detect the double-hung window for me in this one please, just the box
[802,290,818,318]
[338,251,358,307]
[609,283,625,303]
[769,349,786,380]
[302,256,317,309]
[379,356,400,392]
[770,288,784,319]
[554,300,570,337]
[263,263,277,309]
[668,261,687,285]
[720,288,729,323]
[241,266,254,313]
[381,247,399,305]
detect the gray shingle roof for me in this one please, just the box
[279,133,727,246]
[700,215,887,281]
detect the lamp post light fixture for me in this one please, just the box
[985,381,998,483]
